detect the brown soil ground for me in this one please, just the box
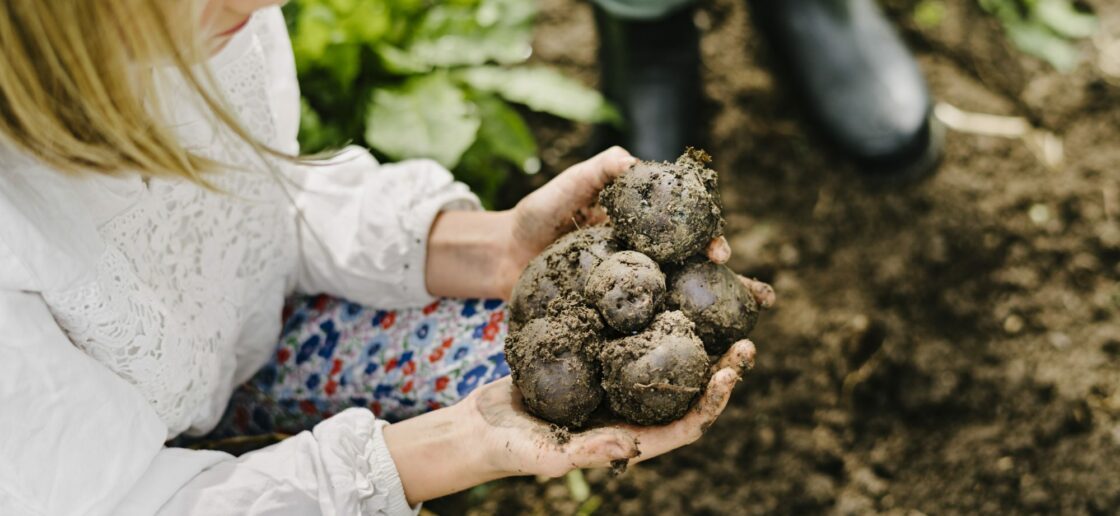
[446,0,1120,514]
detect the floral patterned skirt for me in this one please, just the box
[206,294,509,438]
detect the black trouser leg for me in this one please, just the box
[747,0,942,179]
[593,4,702,162]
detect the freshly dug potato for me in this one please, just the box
[667,260,758,355]
[600,149,723,263]
[599,311,710,425]
[505,298,605,427]
[584,251,666,334]
[509,226,621,330]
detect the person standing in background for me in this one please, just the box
[593,0,942,180]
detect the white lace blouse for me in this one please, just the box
[0,8,479,515]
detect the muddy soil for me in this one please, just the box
[460,0,1120,513]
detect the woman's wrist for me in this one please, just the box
[424,210,524,300]
[383,398,512,505]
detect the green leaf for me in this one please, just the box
[913,0,947,29]
[978,0,1096,72]
[1005,20,1081,72]
[454,142,509,209]
[977,0,1020,22]
[566,470,591,502]
[576,495,604,516]
[1035,0,1097,39]
[384,0,535,70]
[472,93,540,173]
[374,43,435,75]
[285,0,588,207]
[457,66,621,124]
[291,4,338,65]
[365,74,481,168]
[321,43,362,88]
[403,26,532,68]
[298,97,348,153]
[339,0,391,44]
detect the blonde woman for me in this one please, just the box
[0,1,769,514]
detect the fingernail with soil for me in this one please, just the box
[609,439,638,461]
[709,238,731,263]
[752,281,776,309]
[740,341,757,371]
[708,369,735,394]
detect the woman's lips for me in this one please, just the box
[217,15,252,38]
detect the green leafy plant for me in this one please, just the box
[912,0,947,29]
[978,0,1098,72]
[284,0,619,206]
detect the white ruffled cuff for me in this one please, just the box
[379,168,480,307]
[312,408,419,515]
[366,419,418,515]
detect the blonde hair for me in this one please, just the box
[0,0,285,183]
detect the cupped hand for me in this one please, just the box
[498,146,735,298]
[466,340,757,479]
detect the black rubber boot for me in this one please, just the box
[748,0,942,180]
[593,6,702,163]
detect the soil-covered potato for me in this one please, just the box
[599,311,710,425]
[505,298,605,427]
[667,260,759,355]
[584,251,666,333]
[509,226,621,330]
[600,149,724,264]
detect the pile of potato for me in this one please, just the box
[507,150,760,427]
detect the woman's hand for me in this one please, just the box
[501,146,636,277]
[496,146,735,299]
[466,339,757,479]
[384,340,758,506]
